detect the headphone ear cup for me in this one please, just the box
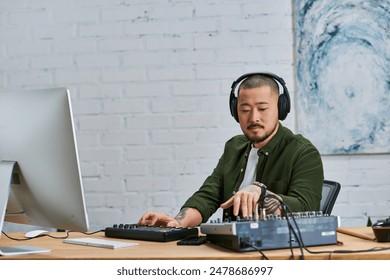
[230,96,239,122]
[229,89,239,122]
[278,93,289,120]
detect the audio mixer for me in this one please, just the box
[200,212,338,252]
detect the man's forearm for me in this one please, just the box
[174,207,203,227]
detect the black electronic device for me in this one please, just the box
[372,217,390,242]
[200,212,338,252]
[104,224,198,242]
[229,72,291,122]
[177,235,207,246]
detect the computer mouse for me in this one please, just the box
[24,229,50,238]
[372,217,390,242]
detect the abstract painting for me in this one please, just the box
[294,0,389,154]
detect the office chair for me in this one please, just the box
[320,180,341,215]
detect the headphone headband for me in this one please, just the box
[229,72,291,122]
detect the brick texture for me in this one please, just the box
[1,0,389,231]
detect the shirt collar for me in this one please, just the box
[248,122,284,156]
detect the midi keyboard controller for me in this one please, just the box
[200,212,338,252]
[105,224,198,242]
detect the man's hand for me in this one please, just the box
[220,184,262,218]
[138,208,203,228]
[263,193,283,215]
[138,211,180,227]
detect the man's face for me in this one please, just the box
[237,85,279,148]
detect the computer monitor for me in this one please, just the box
[0,87,89,234]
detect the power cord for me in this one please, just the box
[261,193,306,260]
[242,241,269,260]
[1,229,104,241]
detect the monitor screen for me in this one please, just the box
[0,87,89,233]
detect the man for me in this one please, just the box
[139,73,323,228]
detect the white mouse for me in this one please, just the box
[24,229,50,238]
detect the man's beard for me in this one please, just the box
[244,122,278,145]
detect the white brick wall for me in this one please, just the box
[1,0,389,231]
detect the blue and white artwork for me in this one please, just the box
[294,0,389,154]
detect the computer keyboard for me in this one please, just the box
[104,224,199,242]
[63,237,138,249]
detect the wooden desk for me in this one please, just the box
[1,227,389,260]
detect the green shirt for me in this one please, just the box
[181,123,324,223]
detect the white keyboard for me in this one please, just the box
[63,237,138,249]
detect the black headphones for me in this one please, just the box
[229,72,291,122]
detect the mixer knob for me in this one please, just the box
[273,214,280,220]
[266,214,273,220]
[294,212,302,219]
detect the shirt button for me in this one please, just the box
[240,168,244,173]
[232,191,236,195]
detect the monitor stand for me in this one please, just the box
[0,161,15,232]
[0,161,51,256]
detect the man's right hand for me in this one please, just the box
[138,208,202,228]
[138,211,180,227]
[220,184,261,218]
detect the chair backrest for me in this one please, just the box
[320,180,341,215]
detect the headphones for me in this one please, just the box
[229,72,291,122]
